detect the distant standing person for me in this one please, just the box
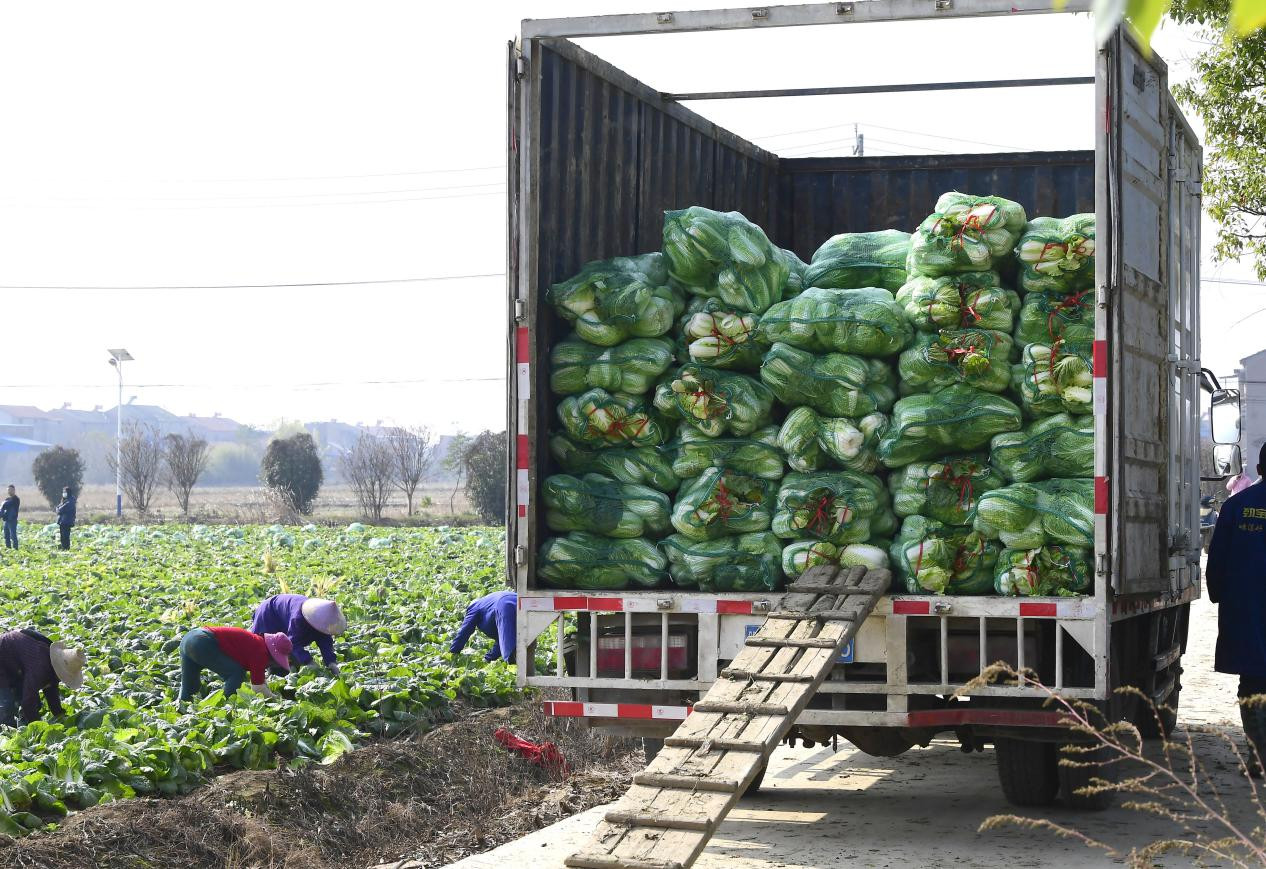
[0,485,18,550]
[0,628,85,726]
[55,487,76,551]
[1206,443,1266,776]
[250,594,347,675]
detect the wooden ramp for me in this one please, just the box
[564,564,891,869]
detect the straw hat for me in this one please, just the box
[49,641,85,690]
[264,633,293,671]
[300,598,347,636]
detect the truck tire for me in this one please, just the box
[742,762,767,798]
[994,738,1059,807]
[1057,744,1118,810]
[1138,682,1180,740]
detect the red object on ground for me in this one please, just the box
[493,726,569,775]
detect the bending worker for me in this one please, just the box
[450,589,517,663]
[1206,443,1266,776]
[250,594,346,675]
[0,628,85,726]
[179,625,292,701]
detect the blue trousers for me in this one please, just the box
[179,628,247,700]
[2,522,15,550]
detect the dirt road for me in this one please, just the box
[444,593,1254,869]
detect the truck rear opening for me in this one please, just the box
[508,0,1206,810]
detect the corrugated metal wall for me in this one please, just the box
[776,152,1095,259]
[534,40,779,293]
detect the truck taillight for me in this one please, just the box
[596,632,689,678]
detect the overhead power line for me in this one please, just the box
[1203,276,1266,287]
[0,272,504,291]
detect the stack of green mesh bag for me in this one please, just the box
[537,197,1095,599]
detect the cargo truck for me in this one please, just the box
[506,0,1246,808]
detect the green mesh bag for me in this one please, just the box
[889,454,1006,525]
[772,471,888,546]
[898,328,1014,395]
[653,364,774,438]
[1014,288,1095,346]
[757,287,913,357]
[537,532,667,590]
[780,248,810,299]
[557,388,670,449]
[662,532,784,591]
[1012,341,1093,416]
[1015,214,1096,294]
[670,468,775,541]
[907,193,1027,277]
[662,207,787,314]
[802,230,912,292]
[890,515,1000,595]
[548,255,686,346]
[994,545,1092,596]
[550,336,675,396]
[777,406,887,474]
[549,435,679,492]
[973,478,1094,549]
[676,298,763,370]
[877,385,1023,467]
[989,413,1093,483]
[895,272,1019,333]
[780,540,889,579]
[668,425,785,481]
[542,473,671,538]
[759,342,897,418]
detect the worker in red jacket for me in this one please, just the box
[178,625,292,701]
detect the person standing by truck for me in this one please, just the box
[1205,442,1266,776]
[55,487,76,551]
[0,485,18,550]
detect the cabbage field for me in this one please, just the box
[539,194,1097,598]
[0,522,511,836]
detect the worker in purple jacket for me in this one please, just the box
[249,594,347,675]
[0,628,86,726]
[450,590,517,663]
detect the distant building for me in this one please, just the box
[1237,349,1266,472]
[0,405,59,443]
[181,412,253,444]
[48,405,110,439]
[104,402,186,436]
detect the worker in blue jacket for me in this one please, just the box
[1206,442,1266,776]
[450,589,517,663]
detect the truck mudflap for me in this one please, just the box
[565,564,888,869]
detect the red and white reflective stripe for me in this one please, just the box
[519,596,759,614]
[516,326,531,399]
[516,434,530,518]
[1092,338,1108,420]
[906,709,1067,728]
[543,701,691,721]
[890,598,1072,618]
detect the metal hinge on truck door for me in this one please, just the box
[514,545,526,566]
[515,43,526,80]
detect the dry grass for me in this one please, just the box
[967,663,1266,868]
[0,702,640,869]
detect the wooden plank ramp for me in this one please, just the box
[564,564,891,869]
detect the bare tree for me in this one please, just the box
[164,431,211,517]
[339,433,395,521]
[386,425,437,516]
[106,422,165,516]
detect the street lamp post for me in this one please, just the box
[107,349,133,518]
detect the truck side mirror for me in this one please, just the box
[1213,443,1243,478]
[1210,388,1242,445]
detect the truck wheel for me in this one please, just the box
[642,737,664,765]
[1057,744,1118,810]
[994,738,1059,807]
[1138,682,1180,740]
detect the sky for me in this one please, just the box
[0,1,1261,434]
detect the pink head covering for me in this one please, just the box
[264,632,293,671]
[1229,474,1254,496]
